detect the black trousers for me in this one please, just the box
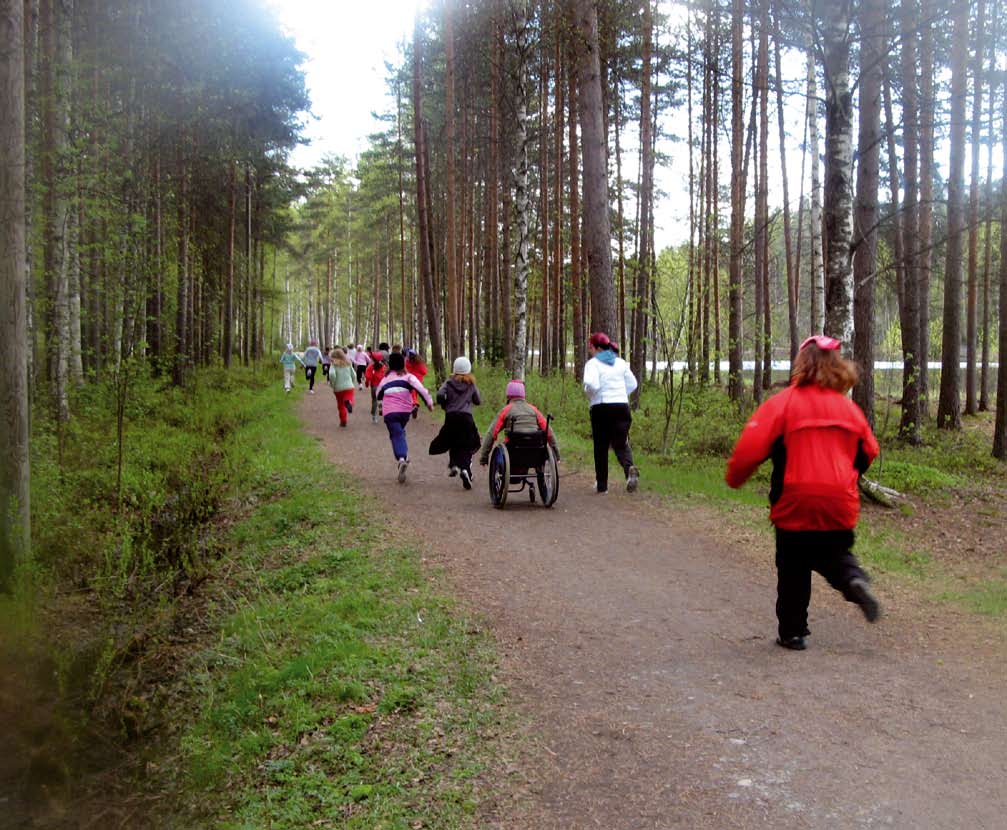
[775,528,869,640]
[589,403,634,492]
[304,365,317,390]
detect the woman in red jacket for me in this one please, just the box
[726,335,882,651]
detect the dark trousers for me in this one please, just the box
[589,403,634,492]
[775,528,870,640]
[384,411,411,460]
[356,364,366,385]
[304,365,317,390]
[448,446,474,473]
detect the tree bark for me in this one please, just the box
[444,1,460,358]
[511,0,531,379]
[821,0,854,344]
[937,0,968,430]
[897,1,921,443]
[964,0,985,415]
[631,0,653,403]
[727,0,745,401]
[571,0,616,335]
[852,0,883,426]
[1,0,31,589]
[772,0,797,363]
[412,19,444,379]
[806,26,824,334]
[994,63,1007,457]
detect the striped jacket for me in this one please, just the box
[376,372,433,415]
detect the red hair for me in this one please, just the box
[790,344,859,393]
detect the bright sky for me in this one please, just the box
[268,0,425,169]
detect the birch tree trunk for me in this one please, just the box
[444,1,460,358]
[1,0,31,589]
[772,0,797,362]
[572,0,616,335]
[937,0,968,430]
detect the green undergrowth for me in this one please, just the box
[172,381,504,829]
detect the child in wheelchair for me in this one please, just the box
[478,379,559,479]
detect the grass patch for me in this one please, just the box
[942,579,1007,616]
[171,381,504,829]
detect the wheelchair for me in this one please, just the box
[487,421,559,509]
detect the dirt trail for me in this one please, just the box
[301,391,1007,830]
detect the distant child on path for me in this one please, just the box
[377,351,434,483]
[726,335,882,651]
[280,344,304,393]
[302,339,324,394]
[327,348,356,427]
[353,345,369,388]
[405,349,428,419]
[321,346,332,379]
[478,379,558,472]
[364,352,387,423]
[429,356,482,489]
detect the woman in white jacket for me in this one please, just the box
[582,332,640,493]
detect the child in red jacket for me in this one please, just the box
[726,335,882,651]
[364,353,387,424]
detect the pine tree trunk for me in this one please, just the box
[1,0,31,589]
[753,1,768,402]
[979,4,998,412]
[568,53,584,378]
[917,0,935,414]
[613,73,627,346]
[224,162,235,367]
[822,1,854,344]
[572,0,616,335]
[852,0,883,426]
[937,0,968,430]
[772,0,797,363]
[728,0,745,401]
[412,19,445,379]
[511,1,531,378]
[444,1,460,358]
[897,2,921,443]
[965,0,985,415]
[806,32,824,334]
[631,1,653,403]
[994,65,1007,458]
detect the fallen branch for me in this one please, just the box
[859,476,908,508]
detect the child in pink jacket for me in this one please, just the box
[376,351,433,483]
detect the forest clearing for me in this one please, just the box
[3,0,1007,827]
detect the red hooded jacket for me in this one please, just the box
[726,384,879,531]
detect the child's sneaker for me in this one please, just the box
[460,469,472,490]
[448,466,459,477]
[626,466,640,492]
[776,635,806,651]
[345,400,353,413]
[397,458,409,484]
[848,578,881,622]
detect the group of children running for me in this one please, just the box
[281,341,554,488]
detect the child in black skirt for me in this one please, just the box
[429,356,482,489]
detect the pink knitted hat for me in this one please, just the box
[505,379,525,399]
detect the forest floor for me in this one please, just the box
[301,389,1007,829]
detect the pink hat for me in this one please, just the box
[505,379,525,399]
[799,334,841,351]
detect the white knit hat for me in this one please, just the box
[453,356,472,375]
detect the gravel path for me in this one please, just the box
[302,390,1007,830]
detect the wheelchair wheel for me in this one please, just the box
[488,445,509,508]
[536,445,559,507]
